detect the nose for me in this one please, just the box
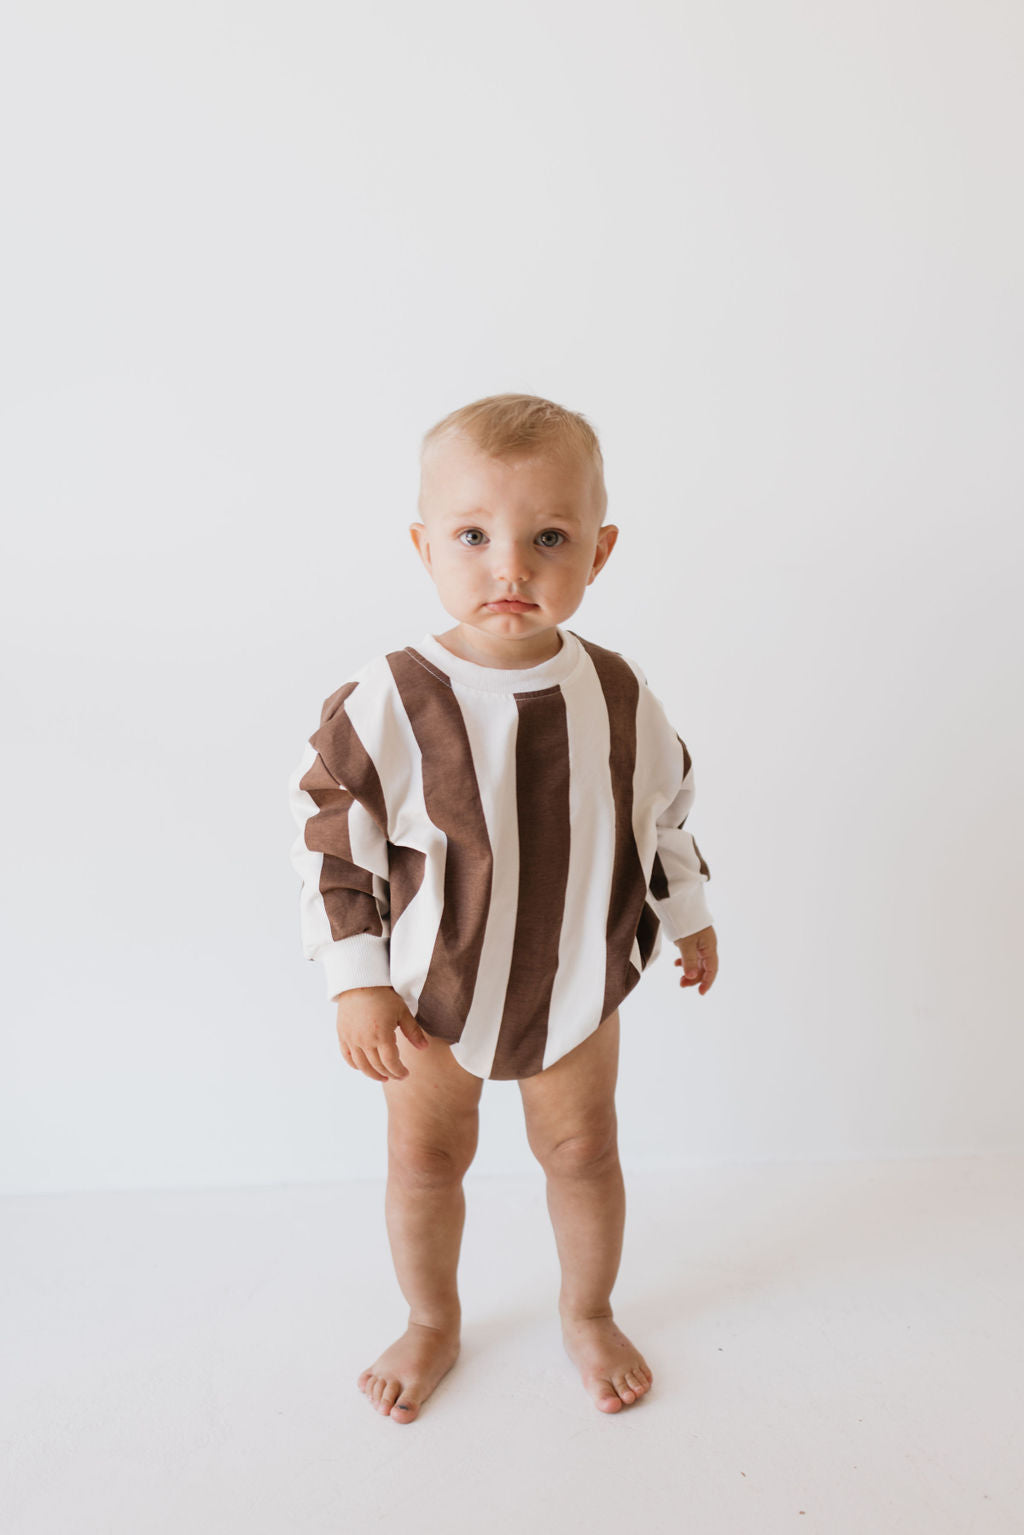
[488,538,534,586]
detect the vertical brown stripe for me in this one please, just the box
[309,678,432,937]
[387,649,492,1040]
[676,732,692,781]
[309,681,388,831]
[298,750,384,940]
[636,901,659,967]
[303,682,390,942]
[649,850,669,901]
[572,635,652,1017]
[388,843,426,926]
[651,841,710,904]
[490,686,571,1079]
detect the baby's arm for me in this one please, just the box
[637,675,719,996]
[288,680,428,1081]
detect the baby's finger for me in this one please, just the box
[353,1046,389,1082]
[699,952,720,993]
[366,1042,406,1080]
[376,1038,409,1080]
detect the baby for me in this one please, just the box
[288,392,719,1422]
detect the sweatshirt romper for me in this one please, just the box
[288,627,713,1081]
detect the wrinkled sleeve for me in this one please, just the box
[287,679,392,1002]
[637,668,714,943]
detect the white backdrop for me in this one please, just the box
[2,0,1020,1194]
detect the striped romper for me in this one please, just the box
[287,627,713,1081]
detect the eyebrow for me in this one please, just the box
[440,508,584,526]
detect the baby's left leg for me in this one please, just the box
[518,1009,652,1413]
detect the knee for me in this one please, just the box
[388,1134,476,1187]
[535,1125,618,1178]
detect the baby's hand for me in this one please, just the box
[673,926,719,995]
[333,986,430,1082]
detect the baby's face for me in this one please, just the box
[410,436,618,654]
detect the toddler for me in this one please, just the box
[287,393,719,1422]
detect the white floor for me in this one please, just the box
[2,1154,1022,1534]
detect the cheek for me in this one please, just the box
[562,554,592,585]
[432,551,480,593]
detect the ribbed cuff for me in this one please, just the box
[318,934,392,1002]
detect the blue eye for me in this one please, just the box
[457,527,565,548]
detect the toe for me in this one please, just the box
[614,1377,637,1404]
[391,1396,419,1422]
[624,1369,646,1395]
[591,1379,623,1412]
[378,1379,401,1414]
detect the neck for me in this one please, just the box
[435,625,564,669]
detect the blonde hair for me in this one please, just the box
[419,392,607,518]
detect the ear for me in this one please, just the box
[587,523,619,585]
[409,522,432,575]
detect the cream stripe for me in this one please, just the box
[540,655,619,1066]
[343,656,447,1017]
[445,690,522,1078]
[345,797,390,880]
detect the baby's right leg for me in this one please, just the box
[357,1026,483,1424]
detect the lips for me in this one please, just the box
[486,600,537,611]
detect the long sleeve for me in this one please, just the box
[287,678,393,1002]
[648,731,714,942]
[630,661,713,944]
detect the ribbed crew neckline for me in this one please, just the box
[412,628,583,693]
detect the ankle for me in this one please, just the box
[408,1305,462,1333]
[559,1304,614,1325]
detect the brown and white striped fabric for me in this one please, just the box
[288,628,712,1080]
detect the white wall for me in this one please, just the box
[2,0,1020,1193]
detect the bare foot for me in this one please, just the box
[560,1312,653,1413]
[357,1319,461,1423]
